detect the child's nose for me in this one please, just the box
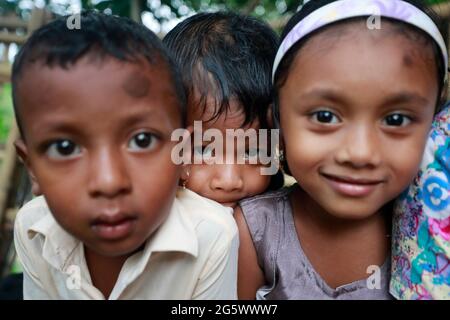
[87,148,132,198]
[210,164,244,193]
[335,125,382,169]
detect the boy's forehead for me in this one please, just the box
[122,71,150,98]
[16,56,181,136]
[19,55,172,105]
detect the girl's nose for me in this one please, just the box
[335,125,382,169]
[210,164,244,193]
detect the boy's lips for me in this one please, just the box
[321,173,385,198]
[91,212,138,240]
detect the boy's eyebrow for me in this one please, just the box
[119,108,172,128]
[31,107,171,137]
[32,120,85,138]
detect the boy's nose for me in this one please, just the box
[210,164,244,193]
[87,148,132,198]
[335,125,382,169]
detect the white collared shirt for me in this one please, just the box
[14,188,238,300]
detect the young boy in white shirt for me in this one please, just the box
[12,11,238,300]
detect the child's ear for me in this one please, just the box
[14,139,41,196]
[181,165,190,182]
[179,126,193,183]
[266,103,285,149]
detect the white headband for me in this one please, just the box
[273,0,449,82]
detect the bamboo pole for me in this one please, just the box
[431,2,450,18]
[0,124,18,217]
[130,0,142,23]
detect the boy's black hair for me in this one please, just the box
[12,10,187,137]
[273,0,448,126]
[163,11,279,128]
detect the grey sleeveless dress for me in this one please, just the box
[239,185,393,300]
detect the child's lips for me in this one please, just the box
[91,213,137,240]
[321,173,385,198]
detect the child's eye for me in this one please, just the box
[243,148,260,162]
[46,139,81,159]
[310,110,340,124]
[382,114,412,127]
[128,132,157,151]
[193,145,214,158]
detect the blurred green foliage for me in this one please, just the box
[0,84,13,147]
[0,0,448,26]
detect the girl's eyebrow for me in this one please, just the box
[299,88,349,105]
[380,92,430,107]
[299,88,430,108]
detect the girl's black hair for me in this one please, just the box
[164,11,284,190]
[12,10,187,135]
[163,11,279,128]
[273,0,449,131]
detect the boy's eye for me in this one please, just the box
[311,110,340,124]
[128,132,157,151]
[383,114,412,127]
[46,140,81,159]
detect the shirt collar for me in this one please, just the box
[26,191,198,275]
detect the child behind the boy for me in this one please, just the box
[163,12,283,210]
[236,0,448,300]
[12,11,238,299]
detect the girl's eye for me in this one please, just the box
[243,148,260,162]
[46,140,81,159]
[383,114,412,127]
[128,132,157,151]
[311,110,340,124]
[194,145,214,158]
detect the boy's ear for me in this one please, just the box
[14,139,42,196]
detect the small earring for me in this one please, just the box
[182,170,190,189]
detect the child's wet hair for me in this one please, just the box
[12,10,187,136]
[163,11,279,128]
[273,0,448,131]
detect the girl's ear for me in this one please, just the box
[440,79,449,110]
[14,139,42,196]
[268,102,285,150]
[181,165,190,182]
[179,126,193,185]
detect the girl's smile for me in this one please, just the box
[319,172,386,198]
[279,20,438,220]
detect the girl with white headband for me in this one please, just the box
[235,0,448,299]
